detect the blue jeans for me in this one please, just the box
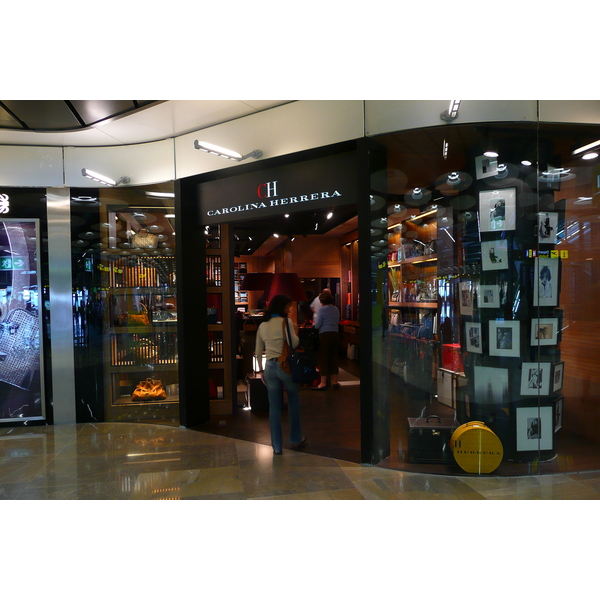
[264,360,303,452]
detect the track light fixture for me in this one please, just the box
[194,140,263,162]
[81,168,130,186]
[440,100,461,122]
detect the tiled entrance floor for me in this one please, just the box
[2,422,600,500]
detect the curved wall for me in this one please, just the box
[1,100,599,188]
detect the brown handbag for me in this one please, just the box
[131,378,167,401]
[127,312,150,326]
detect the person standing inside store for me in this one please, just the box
[255,294,306,455]
[309,287,330,321]
[312,290,340,391]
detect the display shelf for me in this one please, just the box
[102,250,180,413]
[389,301,438,309]
[387,209,439,396]
[234,261,248,305]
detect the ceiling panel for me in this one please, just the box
[0,105,22,129]
[69,100,136,126]
[2,100,82,130]
[0,100,293,146]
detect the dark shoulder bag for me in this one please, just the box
[285,318,318,384]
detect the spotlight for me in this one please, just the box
[440,100,461,122]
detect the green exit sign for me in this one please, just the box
[0,257,27,270]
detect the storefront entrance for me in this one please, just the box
[192,206,362,462]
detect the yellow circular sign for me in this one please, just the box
[450,421,503,474]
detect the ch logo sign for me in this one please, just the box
[0,194,9,214]
[257,181,277,199]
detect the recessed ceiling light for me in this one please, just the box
[484,151,499,158]
[521,160,532,166]
[582,152,599,160]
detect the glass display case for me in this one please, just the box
[71,188,180,423]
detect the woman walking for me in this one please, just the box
[255,294,306,455]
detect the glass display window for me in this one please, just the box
[371,121,600,475]
[70,185,179,424]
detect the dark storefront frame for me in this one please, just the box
[176,140,387,465]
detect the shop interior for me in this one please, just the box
[194,203,363,463]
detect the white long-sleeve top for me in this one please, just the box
[255,316,300,368]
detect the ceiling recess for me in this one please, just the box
[0,100,161,132]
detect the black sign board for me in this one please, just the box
[198,151,357,225]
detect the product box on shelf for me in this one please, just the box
[441,343,464,373]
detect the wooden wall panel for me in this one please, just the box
[272,237,342,278]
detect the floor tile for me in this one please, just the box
[239,463,355,499]
[16,481,135,500]
[353,474,487,500]
[131,467,244,499]
[0,456,52,485]
[0,481,31,499]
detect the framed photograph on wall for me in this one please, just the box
[516,406,554,451]
[536,212,559,244]
[465,322,483,354]
[520,362,552,396]
[474,366,509,404]
[552,362,565,392]
[475,155,499,180]
[479,188,516,232]
[459,281,473,316]
[533,257,559,307]
[530,317,559,346]
[479,284,501,308]
[481,239,509,271]
[554,397,564,432]
[489,320,520,357]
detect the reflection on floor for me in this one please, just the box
[2,421,600,499]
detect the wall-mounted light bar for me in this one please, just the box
[440,100,461,122]
[572,139,600,156]
[81,168,130,186]
[194,140,263,162]
[146,192,175,198]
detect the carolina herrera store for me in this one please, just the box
[2,101,600,478]
[176,117,600,476]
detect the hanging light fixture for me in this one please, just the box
[265,273,308,302]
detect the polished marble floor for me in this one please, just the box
[2,421,600,500]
